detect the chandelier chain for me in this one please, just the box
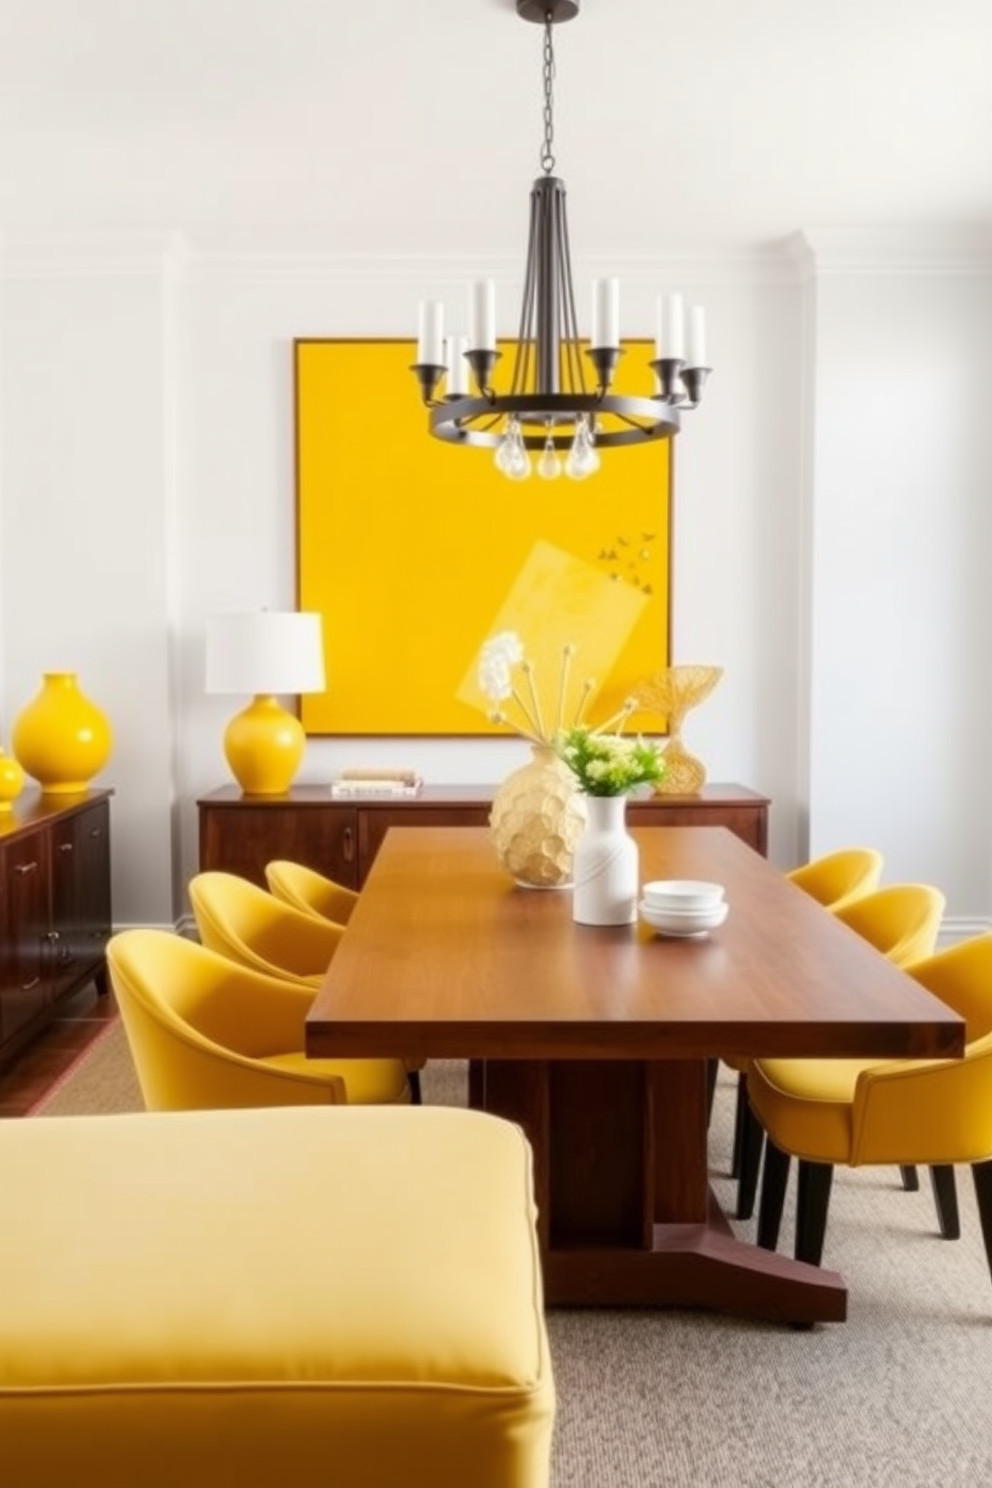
[541,15,556,175]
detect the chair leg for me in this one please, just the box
[409,1070,422,1105]
[899,1164,920,1192]
[730,1071,748,1178]
[705,1058,719,1126]
[756,1138,791,1252]
[795,1161,834,1267]
[971,1161,992,1286]
[929,1164,960,1240]
[736,1100,765,1220]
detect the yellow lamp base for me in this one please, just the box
[223,695,306,796]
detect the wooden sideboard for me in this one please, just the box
[0,789,113,1069]
[197,782,769,890]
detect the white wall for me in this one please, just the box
[805,237,992,923]
[1,232,990,936]
[0,235,180,924]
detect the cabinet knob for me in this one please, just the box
[58,841,74,854]
[46,930,60,944]
[21,976,40,992]
[343,826,354,862]
[14,860,38,876]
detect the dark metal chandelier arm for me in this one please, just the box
[556,187,588,397]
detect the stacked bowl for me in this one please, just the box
[639,880,728,938]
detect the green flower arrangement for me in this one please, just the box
[556,725,665,797]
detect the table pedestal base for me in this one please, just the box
[474,1057,847,1325]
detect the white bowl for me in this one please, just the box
[641,879,725,913]
[639,900,729,938]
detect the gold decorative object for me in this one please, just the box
[636,665,724,796]
[490,744,587,889]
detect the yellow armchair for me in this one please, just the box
[188,871,425,1103]
[727,848,885,1171]
[749,934,992,1282]
[189,870,343,987]
[107,930,411,1110]
[832,883,946,970]
[264,858,360,925]
[786,846,884,911]
[735,882,946,1219]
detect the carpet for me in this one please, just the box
[32,1023,992,1486]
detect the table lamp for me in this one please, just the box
[205,611,325,795]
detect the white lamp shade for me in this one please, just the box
[205,612,326,696]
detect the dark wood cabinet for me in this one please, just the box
[197,782,769,890]
[0,790,113,1066]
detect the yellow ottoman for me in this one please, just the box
[0,1105,555,1488]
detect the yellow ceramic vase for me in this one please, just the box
[11,672,113,794]
[0,747,26,811]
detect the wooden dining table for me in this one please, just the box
[305,825,964,1324]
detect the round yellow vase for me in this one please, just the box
[0,747,26,811]
[11,672,113,794]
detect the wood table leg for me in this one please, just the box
[479,1057,847,1324]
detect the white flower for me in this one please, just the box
[478,630,525,703]
[473,631,637,751]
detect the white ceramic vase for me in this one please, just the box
[571,794,639,926]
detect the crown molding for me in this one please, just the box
[5,228,990,286]
[178,244,803,287]
[788,225,992,278]
[0,231,193,280]
[0,229,805,288]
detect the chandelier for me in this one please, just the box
[411,0,711,481]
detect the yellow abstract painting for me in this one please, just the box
[295,339,671,736]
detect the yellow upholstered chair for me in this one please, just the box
[189,871,425,1103]
[726,848,885,1170]
[735,883,947,1218]
[265,858,360,926]
[107,929,410,1109]
[749,934,992,1282]
[189,871,344,987]
[786,846,884,911]
[832,883,945,971]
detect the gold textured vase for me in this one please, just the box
[490,744,587,888]
[11,672,113,794]
[0,747,25,811]
[636,664,724,796]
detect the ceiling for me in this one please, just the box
[1,0,991,256]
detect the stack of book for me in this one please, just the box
[330,768,424,799]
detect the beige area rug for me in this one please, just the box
[32,1024,992,1486]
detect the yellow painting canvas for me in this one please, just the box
[295,338,671,736]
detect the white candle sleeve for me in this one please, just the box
[468,280,496,351]
[416,301,445,365]
[591,278,620,349]
[661,294,685,359]
[688,305,707,367]
[445,334,469,396]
